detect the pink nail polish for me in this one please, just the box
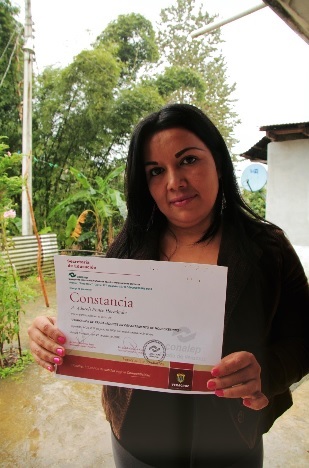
[57,336,66,345]
[215,389,224,397]
[207,380,216,390]
[211,368,220,377]
[56,348,64,356]
[47,366,54,372]
[53,357,61,364]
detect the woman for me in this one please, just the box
[28,104,309,467]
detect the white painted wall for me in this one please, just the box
[294,245,309,279]
[266,139,309,247]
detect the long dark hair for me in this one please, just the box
[107,103,268,259]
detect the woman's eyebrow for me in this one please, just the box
[175,146,205,158]
[144,146,205,166]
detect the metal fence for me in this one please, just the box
[1,234,58,277]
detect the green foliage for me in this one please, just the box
[157,0,240,150]
[108,82,165,143]
[0,256,20,354]
[0,0,23,151]
[242,188,266,218]
[158,0,218,66]
[0,138,22,209]
[0,350,34,379]
[96,13,159,79]
[38,226,52,234]
[49,165,127,253]
[156,66,206,102]
[0,138,22,244]
[0,139,35,365]
[31,48,123,226]
[31,16,161,228]
[64,214,78,248]
[0,255,37,362]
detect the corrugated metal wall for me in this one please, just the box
[1,234,58,277]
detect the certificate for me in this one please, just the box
[54,255,227,394]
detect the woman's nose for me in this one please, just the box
[166,169,186,190]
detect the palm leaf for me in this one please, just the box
[48,190,91,218]
[70,167,92,189]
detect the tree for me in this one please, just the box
[155,65,206,103]
[0,0,23,151]
[156,0,240,150]
[31,15,163,230]
[32,46,122,225]
[95,13,159,81]
[107,81,164,146]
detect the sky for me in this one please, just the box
[13,0,309,157]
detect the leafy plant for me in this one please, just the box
[0,0,24,151]
[0,139,32,367]
[0,257,39,372]
[0,138,22,211]
[0,350,34,379]
[49,165,127,253]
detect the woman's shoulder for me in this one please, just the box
[242,218,307,283]
[241,216,289,248]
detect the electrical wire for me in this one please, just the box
[0,35,19,88]
[0,30,16,62]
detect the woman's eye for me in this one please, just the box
[181,156,197,165]
[149,167,164,177]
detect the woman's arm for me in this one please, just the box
[207,229,308,410]
[261,232,309,397]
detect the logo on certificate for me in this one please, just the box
[176,373,185,383]
[143,340,166,364]
[168,368,193,391]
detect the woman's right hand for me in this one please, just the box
[28,316,67,372]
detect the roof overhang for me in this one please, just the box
[191,0,309,44]
[263,0,309,44]
[241,122,309,161]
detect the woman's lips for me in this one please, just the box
[170,195,197,207]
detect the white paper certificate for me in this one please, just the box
[54,255,227,394]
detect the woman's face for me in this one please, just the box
[143,127,220,232]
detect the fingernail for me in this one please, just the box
[47,366,54,372]
[211,368,220,377]
[207,380,216,390]
[56,348,64,356]
[57,336,66,345]
[243,398,251,407]
[215,389,224,397]
[53,357,61,364]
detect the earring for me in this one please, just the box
[221,190,226,213]
[146,204,157,231]
[218,179,226,214]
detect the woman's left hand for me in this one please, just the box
[207,351,269,410]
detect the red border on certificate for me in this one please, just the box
[56,354,212,392]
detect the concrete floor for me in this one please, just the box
[0,280,308,467]
[263,377,309,468]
